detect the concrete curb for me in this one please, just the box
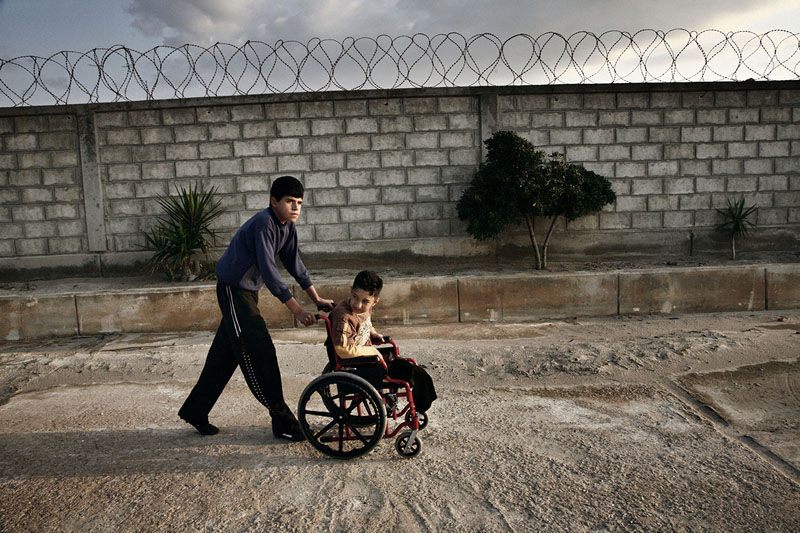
[2,263,798,341]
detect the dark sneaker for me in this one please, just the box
[272,417,306,441]
[180,415,219,436]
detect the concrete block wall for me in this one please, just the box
[1,81,798,279]
[498,86,800,253]
[0,114,85,259]
[94,95,480,260]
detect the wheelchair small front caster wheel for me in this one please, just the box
[405,410,428,430]
[395,431,422,458]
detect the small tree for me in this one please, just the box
[143,183,224,281]
[457,131,616,269]
[715,197,757,260]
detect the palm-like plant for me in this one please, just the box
[715,197,757,260]
[144,183,224,281]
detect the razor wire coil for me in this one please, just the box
[1,29,798,107]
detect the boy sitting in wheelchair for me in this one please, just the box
[328,270,437,416]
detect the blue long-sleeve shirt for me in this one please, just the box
[216,207,312,302]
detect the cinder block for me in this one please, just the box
[347,152,380,169]
[0,294,78,340]
[302,136,335,153]
[665,144,695,160]
[276,120,310,137]
[632,145,662,161]
[6,134,38,151]
[663,211,693,227]
[381,151,413,168]
[300,101,334,118]
[231,104,264,121]
[615,162,645,178]
[243,122,275,138]
[415,115,448,131]
[566,146,597,162]
[311,119,345,136]
[744,159,773,175]
[310,153,344,171]
[620,266,764,314]
[745,124,776,141]
[348,187,380,205]
[14,116,49,133]
[632,110,661,125]
[713,126,744,142]
[729,108,759,123]
[616,128,648,143]
[315,224,349,241]
[711,159,742,175]
[583,128,614,144]
[459,273,617,322]
[650,93,681,108]
[18,152,50,169]
[375,204,407,221]
[697,109,727,124]
[382,220,415,238]
[599,212,631,229]
[599,111,629,126]
[262,103,296,120]
[369,98,403,115]
[550,94,582,109]
[648,161,680,176]
[162,108,195,125]
[696,144,726,159]
[439,96,474,113]
[349,222,382,240]
[727,142,758,158]
[174,125,208,142]
[448,113,479,130]
[335,100,368,116]
[584,93,616,109]
[681,126,712,143]
[715,91,746,107]
[565,111,597,127]
[664,109,695,125]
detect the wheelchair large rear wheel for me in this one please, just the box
[298,372,386,459]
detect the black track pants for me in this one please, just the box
[179,284,288,422]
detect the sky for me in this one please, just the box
[0,0,798,104]
[1,0,797,58]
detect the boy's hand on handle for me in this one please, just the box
[294,308,317,327]
[285,297,318,327]
[315,298,335,312]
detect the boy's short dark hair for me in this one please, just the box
[270,175,304,200]
[353,270,383,296]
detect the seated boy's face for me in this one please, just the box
[270,195,303,224]
[349,288,379,315]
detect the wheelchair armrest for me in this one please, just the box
[338,355,381,365]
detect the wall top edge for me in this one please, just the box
[2,79,798,117]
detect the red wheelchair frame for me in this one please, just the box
[295,313,426,458]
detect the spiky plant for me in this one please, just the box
[143,183,224,281]
[715,197,757,260]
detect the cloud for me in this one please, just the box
[124,0,788,50]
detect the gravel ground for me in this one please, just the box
[0,311,798,532]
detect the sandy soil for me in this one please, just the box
[0,310,798,532]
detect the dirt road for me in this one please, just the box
[1,311,798,532]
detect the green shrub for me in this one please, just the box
[143,183,224,281]
[457,131,616,269]
[715,197,757,260]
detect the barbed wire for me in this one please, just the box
[1,29,798,107]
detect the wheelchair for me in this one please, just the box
[297,313,428,459]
